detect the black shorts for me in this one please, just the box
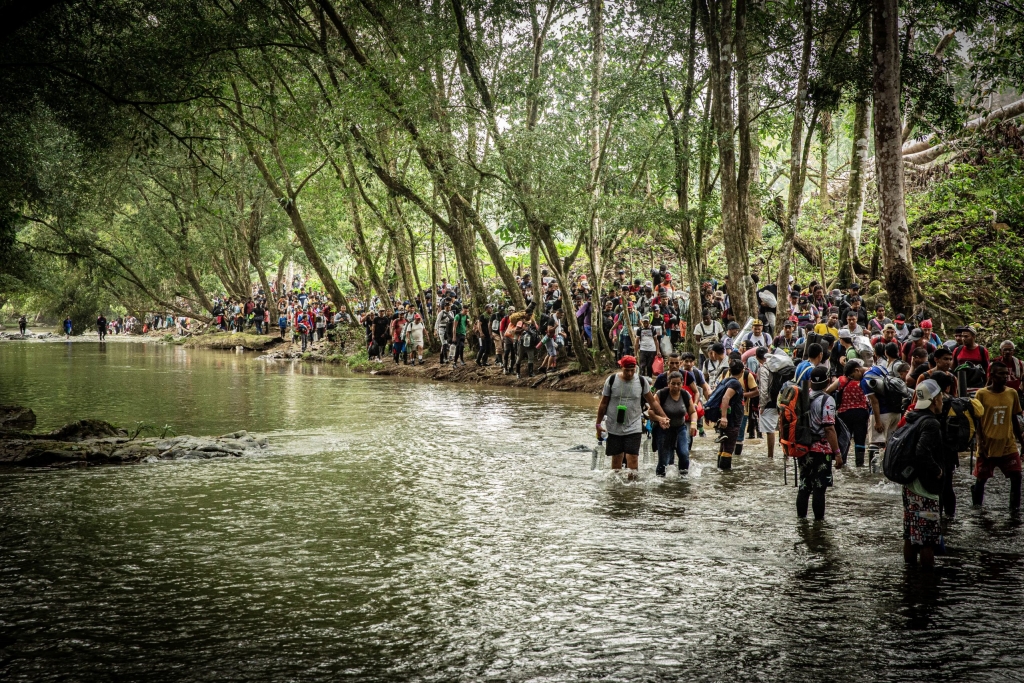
[606,432,643,457]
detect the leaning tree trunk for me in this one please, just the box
[774,0,812,322]
[872,0,918,315]
[837,30,871,288]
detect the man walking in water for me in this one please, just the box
[596,355,670,480]
[63,316,73,339]
[97,314,108,341]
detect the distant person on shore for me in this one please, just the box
[404,313,426,366]
[63,316,72,339]
[97,314,108,341]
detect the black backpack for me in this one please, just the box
[942,396,979,453]
[883,417,932,485]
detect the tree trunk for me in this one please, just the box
[586,0,614,367]
[282,202,349,319]
[819,109,832,212]
[734,0,757,317]
[463,204,525,309]
[837,13,871,287]
[774,0,812,322]
[872,0,917,315]
[699,0,752,323]
[274,245,292,303]
[529,231,541,321]
[183,264,215,315]
[664,0,702,351]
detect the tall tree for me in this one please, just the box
[872,0,917,314]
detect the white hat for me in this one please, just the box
[915,379,941,410]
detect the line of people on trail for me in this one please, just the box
[596,300,1023,569]
[360,299,569,377]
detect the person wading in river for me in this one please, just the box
[655,371,698,476]
[797,366,845,520]
[596,355,670,480]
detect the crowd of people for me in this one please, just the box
[595,276,1023,570]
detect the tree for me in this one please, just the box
[872,0,917,314]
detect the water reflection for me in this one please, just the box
[0,341,1022,681]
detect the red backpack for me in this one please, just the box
[778,380,826,458]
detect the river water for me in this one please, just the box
[1,341,1022,681]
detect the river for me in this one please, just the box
[1,341,1022,681]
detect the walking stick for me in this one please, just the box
[784,455,788,485]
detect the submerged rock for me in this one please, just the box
[0,416,270,469]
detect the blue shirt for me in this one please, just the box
[861,365,898,414]
[795,360,814,383]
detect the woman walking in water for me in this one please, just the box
[63,316,73,339]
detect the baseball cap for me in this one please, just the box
[883,323,896,331]
[618,355,638,368]
[910,328,924,340]
[727,322,740,330]
[784,320,795,328]
[915,379,941,410]
[752,319,763,326]
[839,329,852,340]
[920,319,933,329]
[962,325,978,336]
[414,313,421,320]
[895,313,906,321]
[810,365,829,385]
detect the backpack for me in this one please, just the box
[520,329,535,348]
[942,396,982,453]
[834,415,852,460]
[952,362,987,392]
[702,379,735,423]
[767,364,796,409]
[882,417,932,485]
[866,372,913,412]
[778,381,826,458]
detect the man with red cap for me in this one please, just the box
[919,319,941,347]
[597,355,671,479]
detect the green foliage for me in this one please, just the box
[908,149,1024,343]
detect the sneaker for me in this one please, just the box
[714,431,728,444]
[698,430,706,438]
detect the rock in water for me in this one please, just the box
[47,420,126,441]
[0,405,37,432]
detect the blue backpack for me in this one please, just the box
[703,380,734,423]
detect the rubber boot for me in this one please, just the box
[971,479,985,507]
[855,447,865,468]
[734,444,744,457]
[528,363,534,377]
[717,452,732,471]
[812,490,826,520]
[796,487,811,518]
[1010,474,1022,513]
